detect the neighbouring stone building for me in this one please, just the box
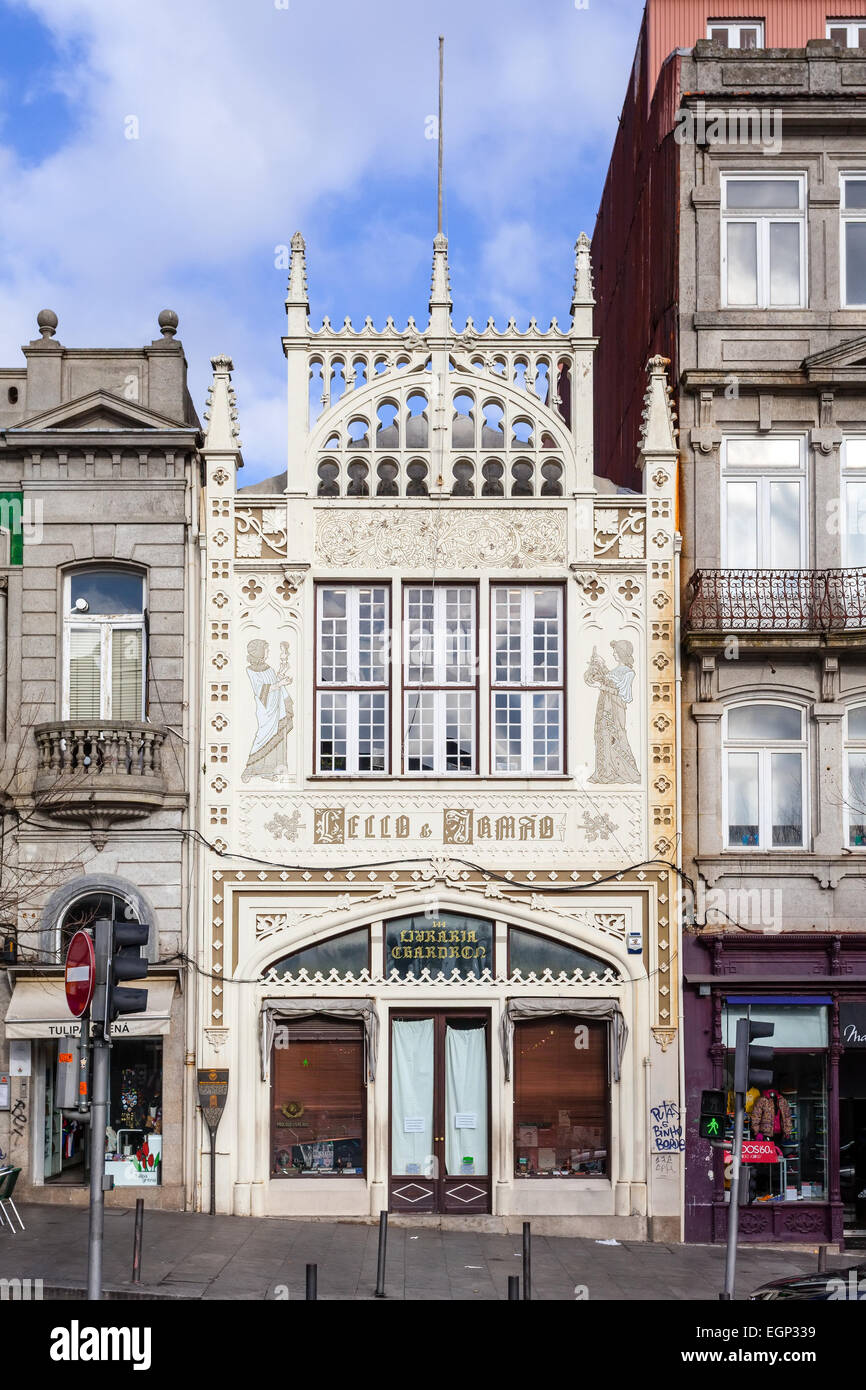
[593,1,866,1248]
[194,229,683,1236]
[0,308,201,1209]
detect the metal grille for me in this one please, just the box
[685,569,866,632]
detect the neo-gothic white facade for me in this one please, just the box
[194,230,684,1237]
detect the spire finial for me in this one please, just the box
[638,354,678,458]
[204,354,243,454]
[286,231,309,311]
[572,232,594,313]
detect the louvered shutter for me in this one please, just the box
[111,628,143,720]
[68,628,102,719]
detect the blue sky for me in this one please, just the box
[0,0,646,482]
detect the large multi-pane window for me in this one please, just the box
[403,585,476,773]
[724,703,806,849]
[707,19,764,48]
[721,176,806,309]
[721,437,806,567]
[845,705,866,848]
[64,569,146,720]
[841,176,866,307]
[491,585,564,774]
[316,585,389,773]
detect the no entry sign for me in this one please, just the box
[65,930,96,1019]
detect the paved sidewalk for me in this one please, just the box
[0,1204,859,1300]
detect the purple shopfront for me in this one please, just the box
[684,932,866,1248]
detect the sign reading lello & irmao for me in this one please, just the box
[313,807,564,846]
[197,1069,229,1133]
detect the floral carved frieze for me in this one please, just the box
[236,506,289,560]
[593,507,646,559]
[315,509,567,569]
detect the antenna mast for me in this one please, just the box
[437,35,444,236]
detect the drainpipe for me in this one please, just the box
[674,530,685,1241]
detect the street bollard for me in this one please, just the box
[306,1263,317,1300]
[522,1221,532,1301]
[131,1198,144,1284]
[817,1245,828,1274]
[375,1210,388,1298]
[508,1275,520,1301]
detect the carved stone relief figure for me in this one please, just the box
[584,639,640,785]
[241,638,294,783]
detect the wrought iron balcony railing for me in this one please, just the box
[685,568,866,634]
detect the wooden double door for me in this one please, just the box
[389,1009,491,1214]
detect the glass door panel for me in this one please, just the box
[445,1025,488,1177]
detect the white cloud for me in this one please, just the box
[0,0,643,478]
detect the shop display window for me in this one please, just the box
[513,1016,608,1178]
[105,1039,163,1186]
[723,1005,828,1203]
[271,1018,365,1177]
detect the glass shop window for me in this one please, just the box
[265,927,370,979]
[385,912,493,979]
[105,1039,163,1187]
[270,1018,365,1177]
[508,926,612,979]
[513,1016,609,1179]
[722,1005,828,1203]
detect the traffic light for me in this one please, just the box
[733,1018,774,1094]
[92,917,149,1035]
[698,1089,727,1142]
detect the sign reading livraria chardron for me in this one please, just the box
[385,914,493,978]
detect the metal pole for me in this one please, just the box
[86,1030,109,1301]
[507,1275,520,1301]
[306,1263,317,1301]
[131,1197,144,1283]
[818,1245,828,1274]
[437,36,444,235]
[522,1221,531,1301]
[209,1128,216,1216]
[374,1209,388,1298]
[722,1091,746,1300]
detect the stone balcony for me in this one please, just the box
[33,721,170,845]
[684,568,866,651]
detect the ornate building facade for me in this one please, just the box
[195,231,684,1237]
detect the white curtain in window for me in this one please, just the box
[445,1026,488,1177]
[391,1019,434,1175]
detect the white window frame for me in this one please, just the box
[722,702,808,851]
[490,585,565,775]
[62,569,146,720]
[828,20,866,47]
[402,584,476,775]
[721,174,807,310]
[315,584,390,775]
[720,436,807,568]
[707,19,765,48]
[840,174,866,308]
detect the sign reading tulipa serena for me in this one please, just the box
[195,229,682,1234]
